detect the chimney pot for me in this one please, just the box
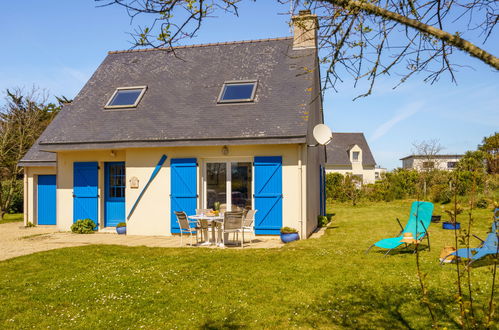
[291,10,318,50]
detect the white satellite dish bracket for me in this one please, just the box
[309,124,333,147]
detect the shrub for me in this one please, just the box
[25,221,35,228]
[116,222,127,228]
[476,198,488,209]
[71,219,96,234]
[280,227,298,234]
[2,180,23,214]
[324,166,497,204]
[325,173,345,201]
[431,184,452,204]
[317,215,328,227]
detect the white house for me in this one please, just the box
[19,10,326,239]
[400,154,463,171]
[325,133,383,184]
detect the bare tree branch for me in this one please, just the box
[97,0,498,97]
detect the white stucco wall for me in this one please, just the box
[325,145,378,184]
[404,156,462,171]
[51,144,313,237]
[57,150,126,232]
[23,166,57,226]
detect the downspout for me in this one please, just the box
[298,144,304,239]
[23,171,28,226]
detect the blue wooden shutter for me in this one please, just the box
[73,162,99,226]
[254,156,283,235]
[37,175,56,225]
[320,165,325,216]
[170,158,197,234]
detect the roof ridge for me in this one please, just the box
[108,36,293,55]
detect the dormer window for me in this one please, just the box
[105,86,147,109]
[218,81,257,103]
[352,151,360,162]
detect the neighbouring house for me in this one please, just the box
[19,11,326,238]
[400,154,463,171]
[325,133,384,184]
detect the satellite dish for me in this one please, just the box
[312,124,333,146]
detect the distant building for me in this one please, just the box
[400,154,463,171]
[325,133,384,184]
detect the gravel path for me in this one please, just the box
[0,222,283,261]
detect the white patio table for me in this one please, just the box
[188,214,224,246]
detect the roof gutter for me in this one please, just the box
[18,161,56,167]
[38,136,307,152]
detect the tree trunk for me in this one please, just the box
[0,209,5,221]
[325,0,499,70]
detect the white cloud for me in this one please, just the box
[370,101,424,141]
[61,67,91,84]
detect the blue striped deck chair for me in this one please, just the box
[441,208,499,265]
[366,201,434,255]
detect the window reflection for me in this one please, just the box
[206,163,227,209]
[231,162,252,210]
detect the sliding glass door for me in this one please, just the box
[205,161,252,211]
[206,163,227,209]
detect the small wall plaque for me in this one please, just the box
[130,176,139,189]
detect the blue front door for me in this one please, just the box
[37,175,56,225]
[254,156,283,235]
[170,158,197,234]
[73,162,99,225]
[105,162,126,227]
[320,165,326,216]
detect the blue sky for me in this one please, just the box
[1,1,497,169]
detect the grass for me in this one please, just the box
[0,213,23,224]
[0,201,497,329]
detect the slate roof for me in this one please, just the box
[18,137,56,167]
[326,133,376,166]
[32,37,316,154]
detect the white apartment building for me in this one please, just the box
[400,154,463,171]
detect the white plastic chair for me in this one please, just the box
[222,211,245,248]
[174,211,198,246]
[242,210,257,245]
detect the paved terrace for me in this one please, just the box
[0,222,286,261]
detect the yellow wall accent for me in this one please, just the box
[50,144,311,236]
[24,166,57,226]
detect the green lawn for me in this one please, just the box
[0,213,23,224]
[0,201,496,329]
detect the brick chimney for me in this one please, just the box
[291,10,318,50]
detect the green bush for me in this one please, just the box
[71,219,96,234]
[280,227,298,234]
[325,173,345,201]
[430,184,452,204]
[2,180,23,214]
[116,222,127,228]
[324,166,498,204]
[476,198,488,209]
[317,215,328,227]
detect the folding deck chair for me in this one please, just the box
[440,208,499,265]
[366,201,434,255]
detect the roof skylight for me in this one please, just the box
[218,81,257,103]
[105,86,147,109]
